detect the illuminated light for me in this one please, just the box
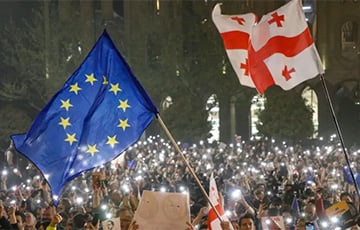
[206,164,211,170]
[84,188,90,193]
[71,186,76,191]
[106,213,112,219]
[76,197,84,204]
[330,216,339,223]
[286,217,292,224]
[37,199,41,204]
[101,204,107,210]
[302,5,312,10]
[2,170,8,176]
[179,186,185,192]
[225,210,232,217]
[237,148,241,152]
[231,189,242,199]
[160,187,166,192]
[122,184,130,193]
[200,140,204,145]
[240,171,245,176]
[267,191,271,196]
[265,219,271,225]
[11,186,17,191]
[202,155,207,159]
[321,221,329,228]
[228,155,232,160]
[13,168,18,173]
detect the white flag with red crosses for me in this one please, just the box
[208,173,233,230]
[248,0,324,93]
[212,3,258,88]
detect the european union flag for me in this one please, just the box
[11,30,158,200]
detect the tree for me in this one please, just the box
[0,1,85,112]
[256,87,314,142]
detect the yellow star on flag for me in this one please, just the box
[69,82,82,95]
[102,75,109,85]
[59,117,71,129]
[109,83,122,95]
[118,99,131,112]
[60,99,73,111]
[106,135,119,147]
[117,118,130,131]
[65,133,78,145]
[85,73,98,85]
[86,144,99,156]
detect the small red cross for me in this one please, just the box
[268,12,285,27]
[230,16,245,25]
[282,65,295,81]
[240,58,249,76]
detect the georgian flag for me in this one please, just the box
[212,3,258,88]
[208,173,233,230]
[248,0,324,93]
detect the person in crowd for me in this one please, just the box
[238,213,256,230]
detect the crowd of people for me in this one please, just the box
[1,134,360,229]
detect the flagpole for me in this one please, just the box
[156,114,224,223]
[320,74,360,198]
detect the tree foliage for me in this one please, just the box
[256,87,314,142]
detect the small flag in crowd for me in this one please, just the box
[212,3,258,88]
[343,166,360,187]
[212,0,324,94]
[208,173,233,230]
[291,197,300,217]
[11,30,158,201]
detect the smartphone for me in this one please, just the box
[305,222,315,230]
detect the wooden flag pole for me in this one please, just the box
[156,114,224,223]
[320,74,360,198]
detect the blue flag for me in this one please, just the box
[11,30,158,200]
[291,197,300,217]
[343,166,360,187]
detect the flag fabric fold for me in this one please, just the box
[212,3,258,88]
[248,0,324,93]
[208,173,233,230]
[11,30,158,200]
